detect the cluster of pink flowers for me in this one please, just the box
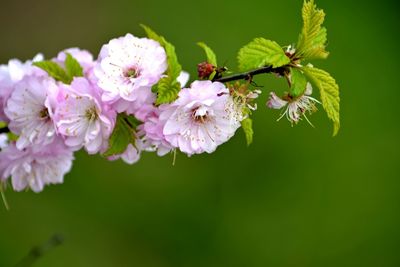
[0,34,245,192]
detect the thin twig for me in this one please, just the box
[213,66,287,83]
[14,234,65,267]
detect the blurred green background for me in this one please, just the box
[0,0,399,266]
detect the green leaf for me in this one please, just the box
[124,115,140,129]
[103,114,138,157]
[33,61,71,84]
[140,24,164,44]
[197,42,217,66]
[290,68,308,98]
[237,38,290,71]
[154,78,181,105]
[33,54,84,85]
[163,41,182,81]
[241,118,254,146]
[302,66,340,136]
[141,24,182,104]
[209,71,217,81]
[65,53,84,78]
[296,0,329,60]
[7,132,18,142]
[0,121,6,129]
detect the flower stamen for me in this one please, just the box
[85,106,99,122]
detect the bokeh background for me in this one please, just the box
[0,0,399,266]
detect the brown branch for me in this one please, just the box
[213,66,287,83]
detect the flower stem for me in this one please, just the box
[14,234,64,267]
[0,183,9,211]
[213,66,287,83]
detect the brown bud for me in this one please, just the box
[197,62,216,79]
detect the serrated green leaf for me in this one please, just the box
[163,42,182,81]
[34,54,83,85]
[33,61,71,84]
[296,0,329,60]
[65,53,84,78]
[141,24,182,104]
[103,114,137,157]
[197,42,217,66]
[290,68,308,98]
[237,38,290,71]
[241,118,254,146]
[302,66,340,136]
[155,78,181,105]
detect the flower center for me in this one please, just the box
[39,108,49,119]
[192,106,209,123]
[85,106,98,121]
[123,66,140,78]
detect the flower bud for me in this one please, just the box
[197,62,216,79]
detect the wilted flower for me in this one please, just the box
[267,83,320,125]
[228,82,261,112]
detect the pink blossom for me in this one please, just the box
[134,71,189,156]
[3,54,45,82]
[117,144,141,165]
[4,76,58,150]
[138,105,173,156]
[115,86,156,117]
[0,140,74,193]
[93,34,167,112]
[54,78,115,154]
[0,54,45,121]
[177,71,190,88]
[0,67,11,121]
[161,80,242,156]
[0,134,8,149]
